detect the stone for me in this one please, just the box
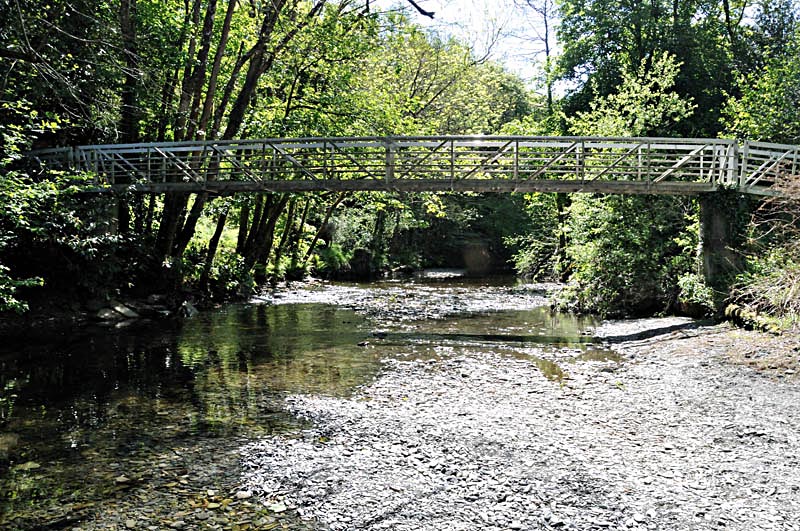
[96,308,122,320]
[0,433,20,460]
[179,301,199,318]
[110,301,139,318]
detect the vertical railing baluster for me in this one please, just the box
[699,146,705,181]
[450,139,455,186]
[637,144,642,182]
[323,141,328,180]
[385,137,395,186]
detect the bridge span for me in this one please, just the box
[30,136,799,196]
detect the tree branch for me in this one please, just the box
[0,48,40,63]
[406,0,435,18]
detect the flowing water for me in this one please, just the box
[0,274,614,525]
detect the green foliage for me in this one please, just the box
[0,265,42,314]
[554,54,700,316]
[313,244,351,276]
[1,107,156,309]
[676,273,716,317]
[504,193,561,279]
[350,13,531,135]
[5,0,797,315]
[0,378,23,427]
[556,0,754,135]
[731,244,800,330]
[721,23,800,329]
[183,243,254,300]
[723,30,800,143]
[558,194,695,316]
[567,52,696,137]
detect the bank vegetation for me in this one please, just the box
[1,0,799,330]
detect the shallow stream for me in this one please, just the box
[0,274,610,527]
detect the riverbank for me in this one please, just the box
[238,319,800,531]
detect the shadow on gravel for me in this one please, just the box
[375,331,596,346]
[594,319,717,344]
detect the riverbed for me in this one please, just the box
[1,274,799,530]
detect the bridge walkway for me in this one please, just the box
[30,136,800,196]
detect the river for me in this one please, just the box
[3,273,799,530]
[1,274,602,528]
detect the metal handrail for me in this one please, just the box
[28,136,797,196]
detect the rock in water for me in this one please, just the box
[179,301,199,318]
[110,301,140,319]
[96,308,122,320]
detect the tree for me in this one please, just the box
[723,25,800,329]
[556,0,737,136]
[567,52,696,137]
[724,28,800,143]
[559,53,699,316]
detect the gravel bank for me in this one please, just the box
[241,322,800,531]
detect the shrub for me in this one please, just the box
[676,273,716,317]
[314,244,351,276]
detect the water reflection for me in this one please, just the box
[0,280,617,524]
[0,303,379,520]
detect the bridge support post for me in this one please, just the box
[699,191,747,298]
[385,138,395,187]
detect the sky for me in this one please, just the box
[370,0,552,87]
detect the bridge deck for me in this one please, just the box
[30,136,800,196]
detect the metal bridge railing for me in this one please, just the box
[28,136,796,196]
[738,141,800,194]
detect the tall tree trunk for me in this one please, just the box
[289,198,311,270]
[370,207,387,262]
[242,193,265,257]
[223,0,327,139]
[174,192,211,256]
[156,0,194,142]
[556,192,571,281]
[271,197,297,272]
[117,196,131,235]
[198,0,237,137]
[199,206,229,290]
[156,195,182,258]
[157,70,180,141]
[185,0,219,140]
[133,192,145,234]
[154,0,201,259]
[118,0,140,235]
[237,197,250,254]
[119,0,140,143]
[211,42,248,138]
[245,195,290,271]
[144,193,155,234]
[301,192,347,267]
[173,0,203,142]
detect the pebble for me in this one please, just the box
[238,322,800,531]
[9,285,799,531]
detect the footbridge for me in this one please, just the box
[30,136,799,196]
